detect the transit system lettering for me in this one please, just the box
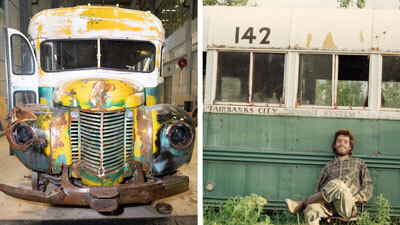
[235,27,271,44]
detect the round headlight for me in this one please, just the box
[13,122,33,145]
[168,122,193,150]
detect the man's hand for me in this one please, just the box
[353,194,363,203]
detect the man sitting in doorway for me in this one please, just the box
[285,129,373,225]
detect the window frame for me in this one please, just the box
[379,54,400,111]
[39,38,157,73]
[296,53,371,110]
[213,50,287,107]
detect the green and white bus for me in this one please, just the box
[203,6,400,214]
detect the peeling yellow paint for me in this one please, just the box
[156,45,161,68]
[79,7,146,21]
[141,129,147,134]
[54,78,137,110]
[30,6,165,42]
[322,32,337,49]
[41,115,52,157]
[86,19,142,32]
[360,30,364,43]
[58,25,72,35]
[146,95,157,106]
[40,97,48,105]
[133,108,142,158]
[306,33,312,49]
[126,93,144,107]
[51,112,72,165]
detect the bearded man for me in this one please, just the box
[285,129,373,225]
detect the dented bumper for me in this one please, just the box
[0,166,189,213]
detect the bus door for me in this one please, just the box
[3,28,39,113]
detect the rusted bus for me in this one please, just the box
[2,5,195,213]
[203,6,400,215]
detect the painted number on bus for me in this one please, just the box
[235,27,271,44]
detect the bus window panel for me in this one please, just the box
[337,55,369,107]
[101,40,155,72]
[215,52,250,102]
[252,53,285,104]
[11,35,35,75]
[382,56,400,108]
[41,40,97,72]
[297,54,332,106]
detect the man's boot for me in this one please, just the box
[285,192,326,214]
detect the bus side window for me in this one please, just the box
[252,53,285,104]
[215,52,250,102]
[382,56,400,108]
[337,55,369,107]
[298,54,332,106]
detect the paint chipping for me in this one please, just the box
[322,32,337,49]
[360,30,364,43]
[306,33,312,49]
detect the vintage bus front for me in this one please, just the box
[1,6,194,213]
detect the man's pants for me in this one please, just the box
[304,179,357,225]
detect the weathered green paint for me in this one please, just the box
[203,113,400,215]
[144,85,163,105]
[39,87,54,107]
[13,147,51,172]
[80,167,124,186]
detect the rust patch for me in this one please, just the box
[322,32,337,49]
[136,108,154,172]
[89,81,116,108]
[51,113,67,149]
[0,165,189,213]
[9,107,37,123]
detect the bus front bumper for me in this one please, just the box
[0,165,189,213]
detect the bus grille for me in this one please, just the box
[79,110,126,176]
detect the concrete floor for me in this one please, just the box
[0,130,197,221]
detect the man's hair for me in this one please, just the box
[331,129,354,156]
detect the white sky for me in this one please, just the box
[250,0,400,9]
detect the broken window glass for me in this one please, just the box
[297,54,332,106]
[252,53,285,104]
[382,56,400,108]
[215,52,250,102]
[337,55,369,107]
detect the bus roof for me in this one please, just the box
[204,6,400,53]
[28,5,165,42]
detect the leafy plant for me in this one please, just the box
[357,194,392,225]
[204,194,272,225]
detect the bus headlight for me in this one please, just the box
[168,122,193,150]
[7,121,35,150]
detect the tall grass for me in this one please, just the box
[204,193,396,225]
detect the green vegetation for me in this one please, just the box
[338,0,366,8]
[204,194,398,225]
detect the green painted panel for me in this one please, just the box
[204,113,400,215]
[204,113,400,156]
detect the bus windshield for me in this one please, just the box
[40,39,156,72]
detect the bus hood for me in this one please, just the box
[53,78,145,110]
